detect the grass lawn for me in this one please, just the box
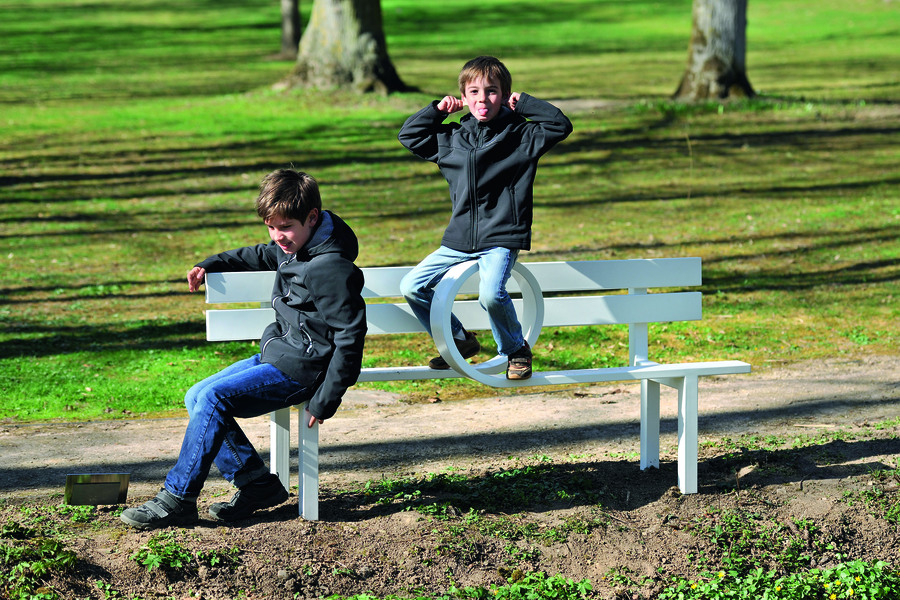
[0,0,898,422]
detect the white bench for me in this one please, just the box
[204,257,750,520]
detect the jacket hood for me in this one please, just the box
[298,210,359,263]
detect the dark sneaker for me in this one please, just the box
[120,489,198,530]
[429,329,481,370]
[208,474,289,522]
[506,342,532,380]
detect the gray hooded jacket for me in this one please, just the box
[196,211,366,420]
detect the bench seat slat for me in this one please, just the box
[356,359,749,383]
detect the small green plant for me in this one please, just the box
[855,487,900,528]
[95,579,122,599]
[0,519,77,600]
[689,508,833,577]
[197,546,242,568]
[659,559,900,599]
[130,532,194,571]
[54,504,96,523]
[840,462,900,527]
[325,572,593,600]
[130,531,240,574]
[411,501,456,520]
[503,543,541,565]
[356,457,605,517]
[603,565,653,596]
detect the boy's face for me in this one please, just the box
[266,208,318,255]
[462,75,507,122]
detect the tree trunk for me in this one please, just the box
[286,0,409,93]
[673,0,755,101]
[280,0,302,59]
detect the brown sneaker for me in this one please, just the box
[429,329,481,369]
[506,342,532,380]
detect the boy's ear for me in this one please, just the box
[305,207,319,227]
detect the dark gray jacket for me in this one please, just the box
[398,93,572,251]
[196,211,366,420]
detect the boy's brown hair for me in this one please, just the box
[457,56,512,99]
[256,169,322,223]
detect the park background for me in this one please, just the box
[2,1,900,599]
[1,0,897,421]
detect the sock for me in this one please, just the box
[453,329,467,341]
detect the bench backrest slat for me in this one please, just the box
[205,291,702,341]
[205,271,274,304]
[204,258,702,305]
[517,258,701,292]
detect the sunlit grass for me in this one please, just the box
[0,0,898,421]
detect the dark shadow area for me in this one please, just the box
[0,320,208,360]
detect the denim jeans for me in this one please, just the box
[399,245,525,356]
[164,354,312,500]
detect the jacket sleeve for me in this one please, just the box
[397,101,452,163]
[195,242,282,273]
[303,256,367,420]
[513,93,573,157]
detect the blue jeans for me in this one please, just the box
[164,355,312,500]
[399,245,526,356]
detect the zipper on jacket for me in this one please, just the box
[468,126,486,250]
[262,254,297,355]
[261,322,290,355]
[297,323,314,355]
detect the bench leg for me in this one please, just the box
[299,405,319,521]
[270,408,291,492]
[639,379,660,470]
[677,375,699,494]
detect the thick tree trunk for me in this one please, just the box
[674,0,755,101]
[286,0,408,93]
[280,0,302,59]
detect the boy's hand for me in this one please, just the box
[507,92,521,111]
[187,266,206,293]
[305,408,324,428]
[437,96,464,114]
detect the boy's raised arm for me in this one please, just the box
[510,92,573,155]
[398,101,453,162]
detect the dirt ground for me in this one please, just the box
[2,355,899,599]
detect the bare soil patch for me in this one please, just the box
[2,355,899,599]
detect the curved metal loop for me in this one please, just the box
[430,261,544,387]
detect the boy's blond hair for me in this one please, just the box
[256,169,322,223]
[457,56,512,99]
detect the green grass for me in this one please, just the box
[1,0,898,421]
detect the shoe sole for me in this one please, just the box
[120,512,198,530]
[506,372,532,380]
